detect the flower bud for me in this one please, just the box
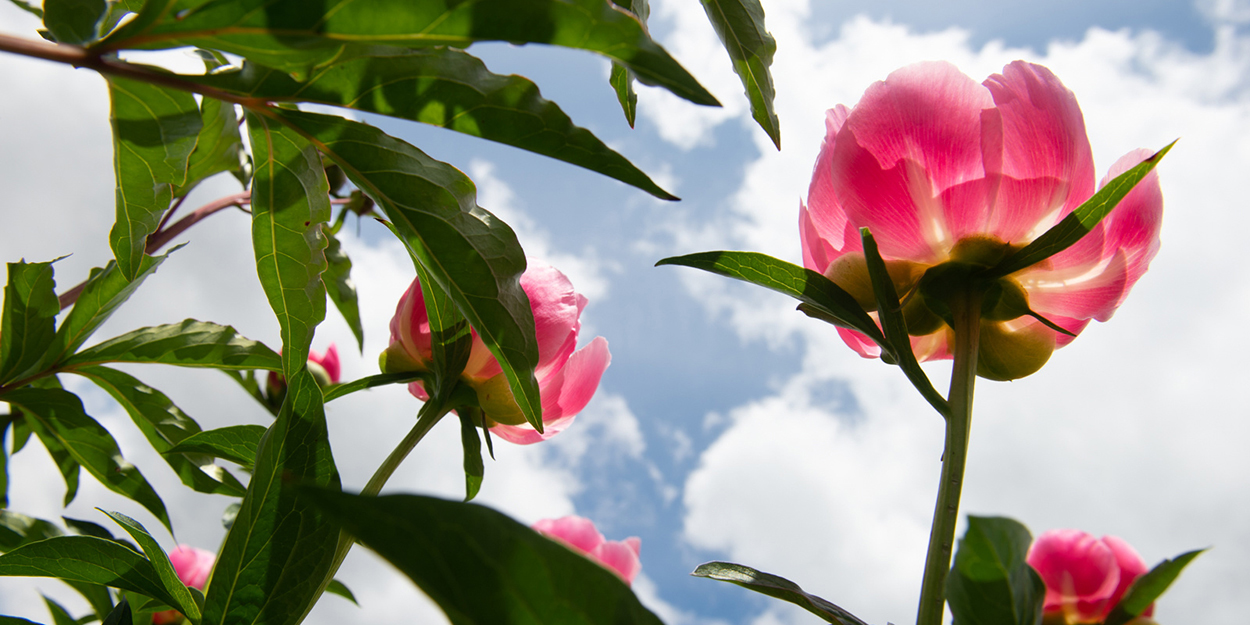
[533,515,641,584]
[977,319,1056,381]
[823,252,925,311]
[1027,530,1152,624]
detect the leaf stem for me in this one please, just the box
[916,287,982,625]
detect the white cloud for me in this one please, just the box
[678,3,1250,625]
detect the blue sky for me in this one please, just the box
[3,1,1250,624]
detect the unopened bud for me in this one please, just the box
[977,319,1056,381]
[823,253,924,311]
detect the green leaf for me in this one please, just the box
[105,76,201,280]
[0,616,45,625]
[321,372,426,404]
[42,595,80,625]
[272,108,544,433]
[0,510,63,553]
[411,252,472,400]
[49,251,174,370]
[4,388,171,533]
[946,516,1044,625]
[6,0,43,19]
[102,0,718,107]
[197,49,677,200]
[100,598,132,625]
[175,96,245,197]
[458,411,484,502]
[860,229,950,418]
[76,366,246,497]
[43,0,107,44]
[0,535,181,609]
[1,416,11,508]
[201,369,340,625]
[322,229,363,353]
[1103,549,1205,625]
[697,0,779,149]
[656,251,888,345]
[165,425,266,469]
[245,110,332,377]
[24,414,82,507]
[63,320,281,371]
[66,580,116,625]
[62,517,114,541]
[607,0,649,128]
[691,561,869,625]
[325,579,358,606]
[297,488,665,625]
[988,141,1175,278]
[101,511,201,623]
[1,261,60,386]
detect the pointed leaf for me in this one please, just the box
[697,0,779,148]
[201,369,340,625]
[197,49,676,200]
[63,320,281,371]
[1103,549,1205,625]
[101,511,201,623]
[246,110,332,378]
[861,229,949,417]
[100,599,132,625]
[23,414,81,507]
[692,561,869,625]
[4,388,171,532]
[165,425,266,469]
[43,0,107,44]
[76,366,246,497]
[62,517,115,541]
[321,372,427,404]
[1,261,60,386]
[608,0,648,127]
[101,0,718,107]
[0,535,180,608]
[458,412,484,502]
[989,141,1175,278]
[42,595,79,625]
[322,229,363,353]
[272,108,544,433]
[106,76,201,280]
[656,251,887,345]
[297,488,665,625]
[0,617,43,625]
[946,516,1044,625]
[49,251,174,369]
[6,0,43,19]
[325,579,357,606]
[175,96,245,197]
[0,510,63,553]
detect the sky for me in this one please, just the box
[2,1,1250,624]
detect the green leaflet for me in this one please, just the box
[322,229,363,353]
[0,535,181,610]
[0,260,60,387]
[272,108,544,434]
[102,511,201,623]
[697,0,780,148]
[165,425,266,469]
[63,320,281,371]
[105,76,200,280]
[175,95,246,197]
[42,0,107,44]
[607,0,649,128]
[197,48,676,200]
[101,0,717,106]
[946,516,1045,625]
[1103,549,1205,625]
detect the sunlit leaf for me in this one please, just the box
[0,510,63,553]
[607,0,649,127]
[0,535,180,609]
[165,425,266,469]
[64,320,281,371]
[175,96,245,197]
[321,372,426,404]
[692,561,869,625]
[0,260,59,386]
[697,0,779,148]
[101,511,201,623]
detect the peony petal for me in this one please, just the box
[1099,150,1164,292]
[800,201,838,273]
[522,262,584,366]
[309,344,341,384]
[390,281,433,366]
[806,105,853,252]
[533,516,604,554]
[1103,535,1151,615]
[1028,529,1121,621]
[1024,249,1129,323]
[983,62,1095,239]
[491,338,610,445]
[836,326,882,359]
[168,545,214,590]
[831,62,995,262]
[593,539,643,584]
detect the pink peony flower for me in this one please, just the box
[800,61,1163,380]
[1027,529,1152,623]
[387,261,610,444]
[307,344,341,385]
[532,515,641,584]
[152,545,215,624]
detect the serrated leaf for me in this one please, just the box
[175,96,244,197]
[298,488,665,625]
[989,141,1175,278]
[48,251,173,370]
[1103,549,1205,625]
[272,108,544,433]
[43,0,107,44]
[697,0,779,149]
[4,388,171,532]
[692,561,869,625]
[860,229,949,417]
[0,535,181,609]
[106,76,201,280]
[322,230,363,353]
[325,579,357,606]
[458,411,484,502]
[165,425,265,469]
[101,511,201,623]
[76,366,246,497]
[201,369,339,625]
[1,261,60,386]
[946,516,1044,625]
[245,110,332,378]
[63,320,281,371]
[197,48,677,200]
[101,0,717,107]
[0,510,63,553]
[320,372,426,403]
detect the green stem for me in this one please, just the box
[294,398,452,625]
[916,287,982,625]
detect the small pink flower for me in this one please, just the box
[387,261,610,444]
[532,515,641,584]
[152,545,215,624]
[307,344,341,385]
[1027,529,1152,624]
[801,61,1163,379]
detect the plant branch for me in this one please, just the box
[916,287,982,625]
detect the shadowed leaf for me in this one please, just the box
[166,425,266,469]
[1103,549,1205,625]
[692,561,869,625]
[64,320,281,371]
[697,0,779,148]
[1,260,60,386]
[0,536,181,609]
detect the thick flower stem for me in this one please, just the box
[916,288,982,625]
